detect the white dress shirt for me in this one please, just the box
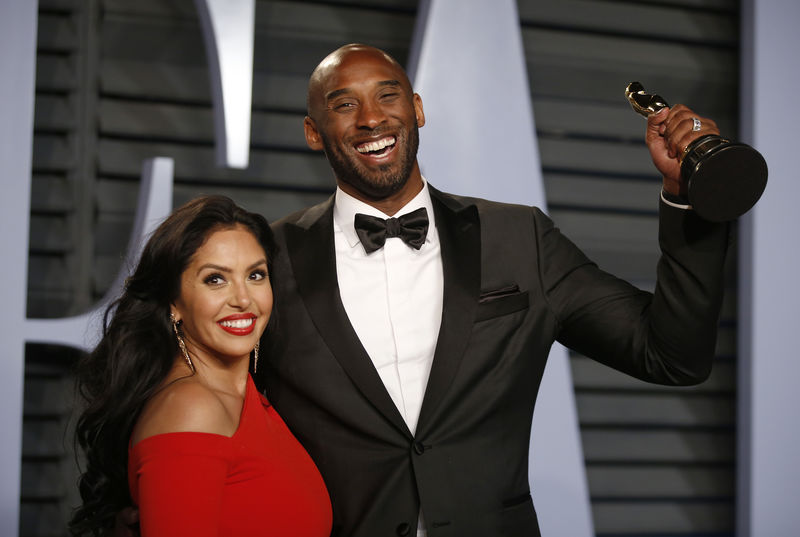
[333,179,443,435]
[333,179,443,537]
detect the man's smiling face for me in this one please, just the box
[304,45,425,203]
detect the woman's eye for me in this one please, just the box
[204,274,225,285]
[249,270,267,281]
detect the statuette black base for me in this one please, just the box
[681,135,768,222]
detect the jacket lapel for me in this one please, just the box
[416,188,481,436]
[284,196,412,438]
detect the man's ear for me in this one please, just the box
[413,93,425,128]
[304,116,324,151]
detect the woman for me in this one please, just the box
[69,195,332,536]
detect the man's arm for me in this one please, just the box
[539,201,728,385]
[539,104,729,384]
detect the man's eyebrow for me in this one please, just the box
[325,88,351,101]
[325,80,402,102]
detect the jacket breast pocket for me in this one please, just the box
[476,285,529,322]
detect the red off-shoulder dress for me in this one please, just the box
[128,375,332,536]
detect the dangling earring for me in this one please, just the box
[252,341,260,374]
[170,313,195,373]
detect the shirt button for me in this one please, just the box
[396,522,411,536]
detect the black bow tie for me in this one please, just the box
[354,207,429,254]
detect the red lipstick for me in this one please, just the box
[217,313,256,336]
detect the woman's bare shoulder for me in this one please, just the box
[130,377,235,445]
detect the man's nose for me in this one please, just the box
[356,99,386,129]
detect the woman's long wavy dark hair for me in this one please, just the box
[68,195,276,536]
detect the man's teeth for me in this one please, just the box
[357,136,396,154]
[219,318,254,328]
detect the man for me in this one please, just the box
[262,43,729,537]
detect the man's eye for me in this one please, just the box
[332,101,357,111]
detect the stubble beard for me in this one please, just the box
[321,124,419,201]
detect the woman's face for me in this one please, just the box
[171,225,272,365]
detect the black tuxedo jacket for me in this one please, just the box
[262,186,729,537]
